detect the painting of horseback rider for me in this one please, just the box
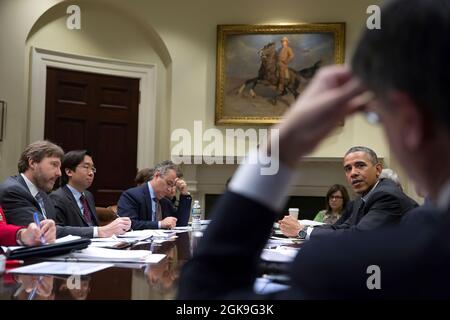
[216,24,345,124]
[237,40,322,104]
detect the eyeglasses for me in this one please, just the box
[329,196,343,200]
[77,164,97,174]
[161,177,175,188]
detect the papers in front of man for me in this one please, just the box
[299,219,325,227]
[118,229,177,240]
[50,247,166,264]
[7,261,113,275]
[254,277,290,294]
[260,246,299,263]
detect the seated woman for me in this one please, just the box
[313,184,349,224]
[0,206,55,246]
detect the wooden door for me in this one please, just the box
[45,67,139,206]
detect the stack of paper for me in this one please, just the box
[7,262,113,275]
[50,247,166,264]
[118,229,176,240]
[260,246,299,263]
[299,219,325,227]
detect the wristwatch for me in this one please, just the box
[297,226,308,240]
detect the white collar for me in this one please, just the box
[20,173,40,198]
[66,183,83,201]
[147,181,156,200]
[361,179,381,203]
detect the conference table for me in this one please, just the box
[1,228,300,300]
[0,231,196,300]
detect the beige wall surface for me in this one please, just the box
[0,0,404,194]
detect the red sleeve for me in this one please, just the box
[0,206,22,246]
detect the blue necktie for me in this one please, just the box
[35,192,47,219]
[152,198,162,222]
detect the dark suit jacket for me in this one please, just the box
[178,191,450,299]
[0,175,95,238]
[117,184,165,230]
[49,185,99,238]
[160,194,192,226]
[310,178,418,239]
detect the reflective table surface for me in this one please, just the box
[0,231,197,300]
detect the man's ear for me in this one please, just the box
[65,168,74,178]
[28,158,37,170]
[389,92,426,150]
[375,163,383,178]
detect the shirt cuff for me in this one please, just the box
[229,148,296,212]
[93,227,98,238]
[158,221,161,229]
[305,227,314,240]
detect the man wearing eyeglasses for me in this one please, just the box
[49,150,131,238]
[279,146,417,239]
[117,161,178,230]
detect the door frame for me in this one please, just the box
[30,46,156,168]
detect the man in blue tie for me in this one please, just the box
[50,150,131,238]
[0,140,68,238]
[118,161,178,230]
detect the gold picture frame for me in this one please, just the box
[215,23,345,125]
[0,100,5,141]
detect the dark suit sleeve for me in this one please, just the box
[174,194,192,226]
[1,184,43,226]
[48,193,69,226]
[177,191,274,299]
[293,218,444,299]
[311,192,404,239]
[48,193,95,238]
[117,190,157,230]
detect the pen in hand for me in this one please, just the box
[33,212,46,245]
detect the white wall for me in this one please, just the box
[2,0,421,201]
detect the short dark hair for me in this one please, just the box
[18,140,64,173]
[135,168,154,185]
[352,0,450,132]
[325,184,350,214]
[345,146,379,165]
[61,150,92,185]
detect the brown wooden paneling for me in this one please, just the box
[45,67,139,206]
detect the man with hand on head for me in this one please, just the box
[160,165,192,227]
[118,161,178,230]
[178,0,450,299]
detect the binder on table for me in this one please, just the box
[1,238,91,260]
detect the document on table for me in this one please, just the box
[268,237,303,245]
[299,219,325,227]
[254,277,290,294]
[118,229,176,240]
[49,247,166,264]
[260,246,299,263]
[7,262,113,275]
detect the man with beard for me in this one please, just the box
[0,141,99,238]
[50,150,131,238]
